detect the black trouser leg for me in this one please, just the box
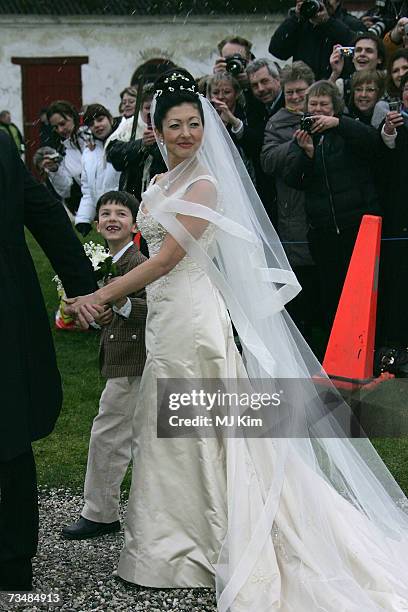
[308,226,359,335]
[0,448,38,591]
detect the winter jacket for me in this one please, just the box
[284,115,381,231]
[47,130,90,200]
[75,139,121,225]
[269,7,365,80]
[262,107,314,267]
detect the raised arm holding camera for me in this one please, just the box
[329,32,386,104]
[269,0,366,80]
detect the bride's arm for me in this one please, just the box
[72,179,216,325]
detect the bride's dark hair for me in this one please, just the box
[153,68,204,130]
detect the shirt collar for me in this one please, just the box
[112,241,133,263]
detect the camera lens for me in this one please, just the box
[225,55,246,77]
[299,0,321,19]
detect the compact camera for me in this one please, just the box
[340,46,355,58]
[389,99,402,113]
[300,0,321,19]
[225,54,248,77]
[46,152,63,164]
[300,114,315,134]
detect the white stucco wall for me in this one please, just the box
[1,13,285,133]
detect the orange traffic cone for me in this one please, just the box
[323,215,382,389]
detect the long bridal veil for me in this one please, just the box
[145,92,408,611]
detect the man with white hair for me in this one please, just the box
[243,58,285,223]
[246,58,284,117]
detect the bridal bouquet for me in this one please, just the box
[53,241,117,330]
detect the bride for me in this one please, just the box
[71,69,408,611]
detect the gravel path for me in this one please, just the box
[5,487,217,612]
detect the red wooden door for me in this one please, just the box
[12,57,88,171]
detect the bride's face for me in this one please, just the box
[158,103,204,167]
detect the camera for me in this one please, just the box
[46,152,63,164]
[389,99,402,113]
[340,46,355,58]
[225,54,248,77]
[300,114,315,134]
[300,0,321,19]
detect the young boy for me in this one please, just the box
[62,190,147,539]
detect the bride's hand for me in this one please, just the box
[64,294,105,329]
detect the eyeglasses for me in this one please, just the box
[285,88,308,97]
[354,87,378,94]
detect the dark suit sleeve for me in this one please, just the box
[21,157,97,297]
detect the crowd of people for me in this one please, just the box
[25,2,408,361]
[2,2,408,606]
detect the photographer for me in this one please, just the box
[261,62,318,344]
[284,81,381,332]
[213,36,265,124]
[329,33,386,102]
[43,101,92,217]
[213,36,253,88]
[269,0,365,80]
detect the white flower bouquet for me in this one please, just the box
[53,241,117,329]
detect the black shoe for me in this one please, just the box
[61,516,120,540]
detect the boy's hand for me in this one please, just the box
[95,306,113,326]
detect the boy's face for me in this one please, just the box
[96,201,137,247]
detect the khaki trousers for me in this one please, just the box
[82,376,141,523]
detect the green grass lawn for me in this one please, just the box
[28,229,408,495]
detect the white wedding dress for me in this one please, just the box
[116,173,408,611]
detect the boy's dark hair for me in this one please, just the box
[83,103,112,126]
[96,190,140,223]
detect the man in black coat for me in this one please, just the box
[269,0,365,80]
[0,132,97,591]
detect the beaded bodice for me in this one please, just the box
[136,178,218,302]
